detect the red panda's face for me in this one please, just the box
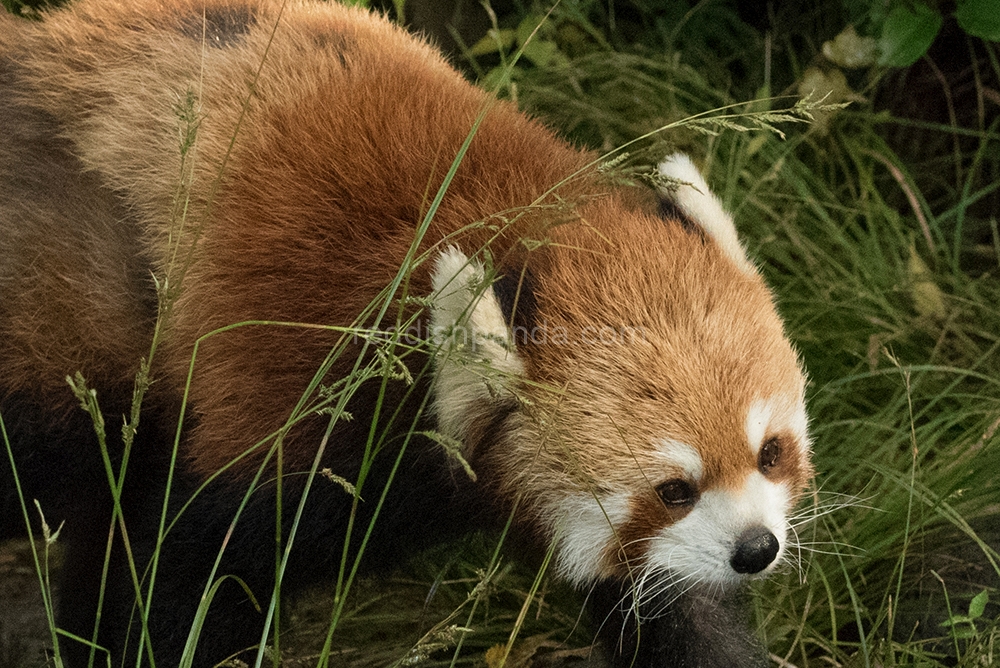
[511,265,811,601]
[430,155,812,601]
[543,385,811,597]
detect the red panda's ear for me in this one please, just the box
[429,247,526,443]
[657,153,757,275]
[492,264,537,343]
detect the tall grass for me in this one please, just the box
[487,8,1000,665]
[378,7,1000,666]
[281,33,1000,668]
[3,0,999,667]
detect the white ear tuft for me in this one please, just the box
[658,153,756,275]
[429,246,524,443]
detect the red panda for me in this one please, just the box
[0,0,813,666]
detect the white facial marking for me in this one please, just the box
[789,402,810,450]
[657,153,756,275]
[553,492,630,587]
[430,247,523,443]
[644,472,790,588]
[653,439,704,483]
[745,398,775,455]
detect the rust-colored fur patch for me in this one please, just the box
[1,4,811,664]
[2,0,606,478]
[0,0,807,507]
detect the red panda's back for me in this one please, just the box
[0,0,592,471]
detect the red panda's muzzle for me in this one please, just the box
[731,525,781,574]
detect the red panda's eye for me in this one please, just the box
[656,479,696,506]
[759,437,782,473]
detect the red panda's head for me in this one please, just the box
[430,155,811,605]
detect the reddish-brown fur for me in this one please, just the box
[1,0,620,477]
[0,1,810,665]
[0,0,804,485]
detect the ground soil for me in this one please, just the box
[0,539,57,668]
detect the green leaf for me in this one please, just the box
[521,39,560,67]
[956,0,1000,41]
[953,626,978,639]
[941,615,972,627]
[468,28,515,57]
[515,14,549,49]
[968,589,989,619]
[480,66,512,93]
[180,575,260,668]
[823,26,878,68]
[878,3,942,66]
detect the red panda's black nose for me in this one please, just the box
[730,527,780,574]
